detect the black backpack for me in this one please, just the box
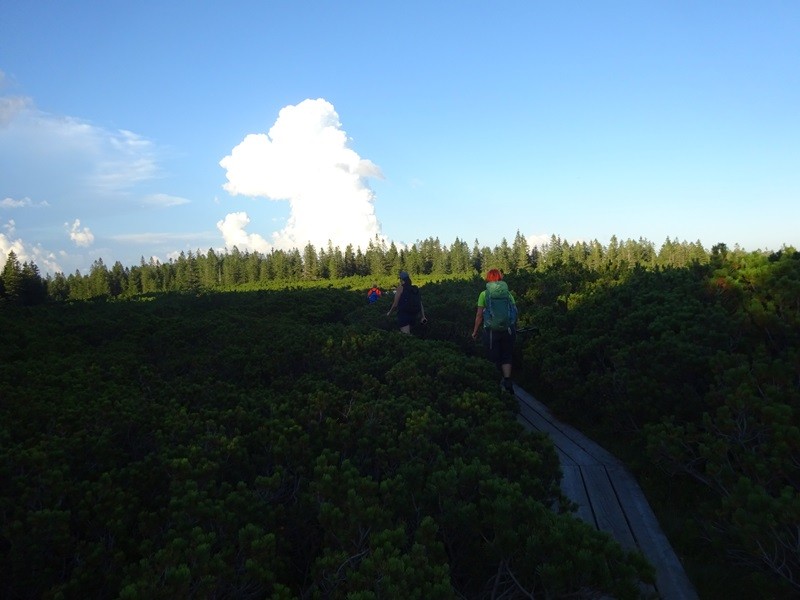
[399,284,421,314]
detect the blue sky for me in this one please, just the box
[1,1,798,275]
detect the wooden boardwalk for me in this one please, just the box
[512,384,698,600]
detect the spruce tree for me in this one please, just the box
[1,251,23,302]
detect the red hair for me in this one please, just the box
[486,269,503,282]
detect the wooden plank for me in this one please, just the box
[553,446,577,467]
[516,396,597,466]
[514,386,699,599]
[515,388,623,467]
[580,465,637,552]
[608,467,699,600]
[560,465,596,526]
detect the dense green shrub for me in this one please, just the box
[0,288,650,598]
[515,249,800,598]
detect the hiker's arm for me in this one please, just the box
[387,286,402,315]
[471,306,483,339]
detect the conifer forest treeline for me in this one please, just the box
[2,233,709,303]
[1,234,799,598]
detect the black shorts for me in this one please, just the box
[397,310,417,328]
[483,328,515,365]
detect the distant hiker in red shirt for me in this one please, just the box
[367,284,382,303]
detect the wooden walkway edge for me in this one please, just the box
[512,385,699,600]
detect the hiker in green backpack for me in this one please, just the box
[471,269,518,393]
[387,271,427,334]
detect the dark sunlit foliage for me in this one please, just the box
[1,288,651,599]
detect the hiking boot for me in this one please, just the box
[502,378,514,394]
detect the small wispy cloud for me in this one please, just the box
[141,193,190,208]
[0,95,32,127]
[1,196,50,209]
[90,131,160,194]
[0,98,163,202]
[110,231,211,245]
[67,219,94,247]
[0,89,182,273]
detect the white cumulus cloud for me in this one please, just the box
[526,233,551,249]
[216,212,272,254]
[0,232,25,262]
[219,98,383,252]
[1,221,61,273]
[67,219,95,247]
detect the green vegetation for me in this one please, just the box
[512,243,799,598]
[0,232,703,303]
[1,286,650,598]
[2,234,799,598]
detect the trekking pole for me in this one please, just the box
[515,326,540,335]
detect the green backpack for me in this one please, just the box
[483,281,517,332]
